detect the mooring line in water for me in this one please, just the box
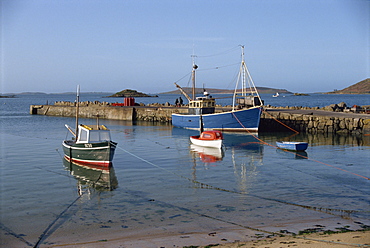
[46,187,370,248]
[262,109,300,134]
[33,151,105,247]
[33,174,103,248]
[186,177,363,216]
[47,193,278,248]
[33,195,82,248]
[232,112,370,181]
[116,146,365,217]
[0,222,34,247]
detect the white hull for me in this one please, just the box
[190,136,223,148]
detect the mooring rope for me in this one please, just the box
[116,146,365,216]
[33,196,83,248]
[32,150,105,247]
[262,109,300,134]
[231,112,370,181]
[0,222,34,247]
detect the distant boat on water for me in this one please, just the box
[172,46,264,132]
[273,92,279,97]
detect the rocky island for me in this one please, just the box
[0,94,16,98]
[107,89,157,98]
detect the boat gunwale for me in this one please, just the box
[171,106,262,117]
[62,140,116,150]
[180,127,259,132]
[276,141,308,145]
[190,136,223,141]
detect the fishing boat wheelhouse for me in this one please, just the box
[188,91,216,115]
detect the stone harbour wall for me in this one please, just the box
[30,101,370,135]
[30,105,134,120]
[260,109,370,135]
[134,107,187,122]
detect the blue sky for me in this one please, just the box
[1,0,369,94]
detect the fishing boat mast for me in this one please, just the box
[191,54,198,100]
[232,45,263,111]
[75,85,80,140]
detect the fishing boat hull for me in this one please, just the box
[172,107,262,132]
[276,141,308,151]
[62,140,117,167]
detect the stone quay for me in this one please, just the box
[30,101,370,135]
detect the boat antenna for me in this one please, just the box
[75,85,80,140]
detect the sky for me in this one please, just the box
[1,0,369,94]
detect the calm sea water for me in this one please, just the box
[1,93,370,247]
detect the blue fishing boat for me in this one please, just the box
[171,46,263,132]
[276,141,308,151]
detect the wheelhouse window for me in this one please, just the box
[201,133,212,139]
[78,129,88,142]
[89,130,111,142]
[89,131,100,142]
[99,131,111,141]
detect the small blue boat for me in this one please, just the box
[276,141,308,151]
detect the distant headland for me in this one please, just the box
[326,78,370,94]
[3,78,369,96]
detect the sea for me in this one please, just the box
[1,93,370,247]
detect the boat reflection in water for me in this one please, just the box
[190,144,224,163]
[63,158,118,194]
[276,148,308,159]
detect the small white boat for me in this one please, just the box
[190,130,223,148]
[273,92,279,97]
[276,141,308,151]
[189,114,223,148]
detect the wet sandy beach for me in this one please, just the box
[4,229,368,247]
